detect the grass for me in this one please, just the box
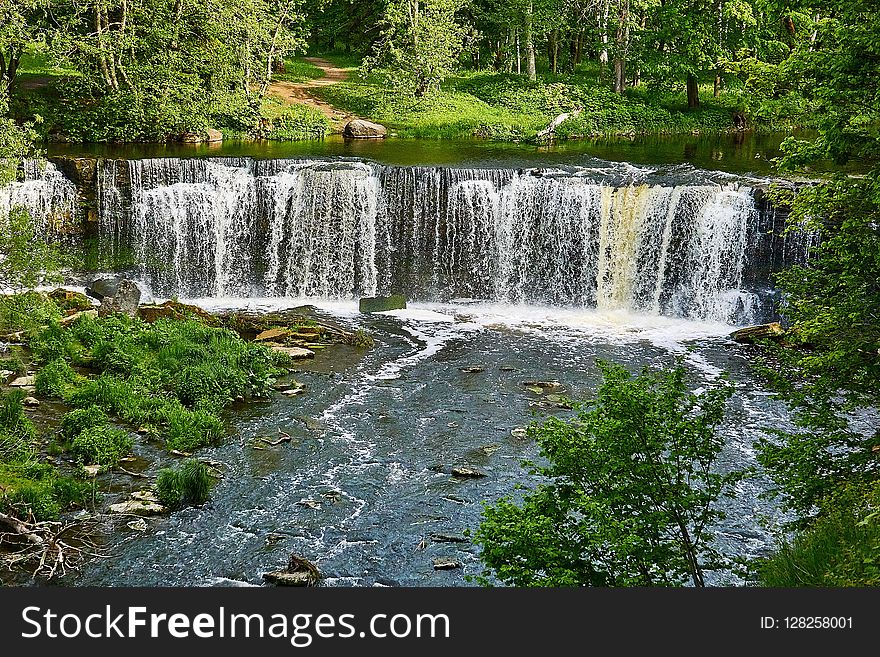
[274,57,326,84]
[156,459,212,509]
[260,96,330,141]
[313,59,808,141]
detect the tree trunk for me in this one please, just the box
[613,0,629,94]
[515,31,521,75]
[548,30,558,74]
[713,71,721,97]
[687,73,700,108]
[524,2,536,81]
[599,0,610,72]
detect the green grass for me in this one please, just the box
[260,96,330,141]
[156,459,212,509]
[274,57,326,84]
[313,59,805,141]
[17,49,80,79]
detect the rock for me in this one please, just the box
[731,322,785,344]
[451,467,486,479]
[499,366,516,372]
[431,533,468,544]
[9,375,35,388]
[510,428,529,439]
[109,499,167,516]
[343,119,387,139]
[298,499,322,510]
[281,387,305,396]
[460,366,485,373]
[60,308,98,327]
[88,276,122,300]
[0,370,13,380]
[205,128,223,143]
[477,444,501,456]
[522,380,565,393]
[359,295,407,313]
[255,327,291,342]
[271,346,315,359]
[177,132,203,144]
[262,554,321,587]
[22,396,40,408]
[98,279,141,317]
[433,557,461,570]
[130,490,160,503]
[126,518,148,532]
[83,464,101,477]
[48,288,94,312]
[137,300,220,325]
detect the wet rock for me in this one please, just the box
[731,322,785,344]
[477,444,501,456]
[281,386,305,396]
[522,380,565,393]
[88,276,122,300]
[98,279,141,317]
[499,365,516,372]
[137,300,221,326]
[263,554,321,587]
[510,427,529,439]
[343,119,387,139]
[22,396,40,408]
[9,375,35,388]
[109,499,167,516]
[130,490,161,503]
[451,467,486,479]
[271,345,315,359]
[206,128,223,143]
[433,557,461,570]
[298,499,322,510]
[442,495,470,505]
[359,295,407,313]
[431,533,468,544]
[460,366,485,373]
[256,327,291,342]
[127,518,148,532]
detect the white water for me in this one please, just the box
[98,158,790,324]
[0,162,77,232]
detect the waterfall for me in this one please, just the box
[89,157,803,324]
[0,161,77,232]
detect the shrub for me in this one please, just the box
[0,390,37,463]
[60,405,109,440]
[156,459,211,509]
[0,292,61,335]
[35,358,82,397]
[0,462,91,521]
[70,425,133,467]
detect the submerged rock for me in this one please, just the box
[432,557,461,570]
[522,380,565,393]
[451,466,486,479]
[359,295,407,313]
[460,366,485,373]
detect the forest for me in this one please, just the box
[0,0,878,589]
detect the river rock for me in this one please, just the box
[460,366,485,373]
[730,322,784,344]
[137,300,220,325]
[271,345,315,359]
[431,533,468,544]
[451,466,486,479]
[359,295,407,313]
[98,279,141,317]
[9,375,35,388]
[433,557,461,570]
[205,128,223,143]
[522,380,565,393]
[22,396,40,408]
[256,327,291,342]
[343,119,387,139]
[109,499,167,516]
[262,554,321,587]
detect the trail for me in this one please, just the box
[268,57,358,132]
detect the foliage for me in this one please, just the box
[758,481,880,587]
[0,462,90,521]
[32,314,285,453]
[260,97,330,140]
[156,459,212,509]
[0,291,62,335]
[0,88,39,185]
[70,424,133,467]
[0,207,69,292]
[0,390,37,464]
[473,361,742,587]
[363,0,471,96]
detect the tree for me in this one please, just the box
[363,0,470,96]
[0,206,67,291]
[0,88,38,186]
[473,361,743,587]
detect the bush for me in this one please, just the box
[60,405,109,440]
[0,390,37,463]
[156,459,211,509]
[70,425,133,467]
[35,358,82,397]
[0,292,61,335]
[0,462,91,521]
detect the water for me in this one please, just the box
[70,300,792,587]
[0,161,77,231]
[96,157,812,325]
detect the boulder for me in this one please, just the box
[522,380,565,393]
[359,295,407,313]
[205,128,223,143]
[731,322,785,344]
[9,375,35,388]
[22,396,40,408]
[88,276,123,300]
[137,300,220,326]
[98,279,141,317]
[177,132,203,144]
[343,119,387,139]
[255,327,291,342]
[432,557,461,570]
[262,554,320,587]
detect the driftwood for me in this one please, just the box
[0,511,109,579]
[537,109,582,140]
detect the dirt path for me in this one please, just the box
[268,57,358,132]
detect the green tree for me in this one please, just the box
[0,206,67,291]
[363,0,470,96]
[473,361,743,587]
[0,88,38,185]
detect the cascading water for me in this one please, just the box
[0,161,77,232]
[96,157,785,324]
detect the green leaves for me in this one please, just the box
[474,361,743,587]
[0,207,69,292]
